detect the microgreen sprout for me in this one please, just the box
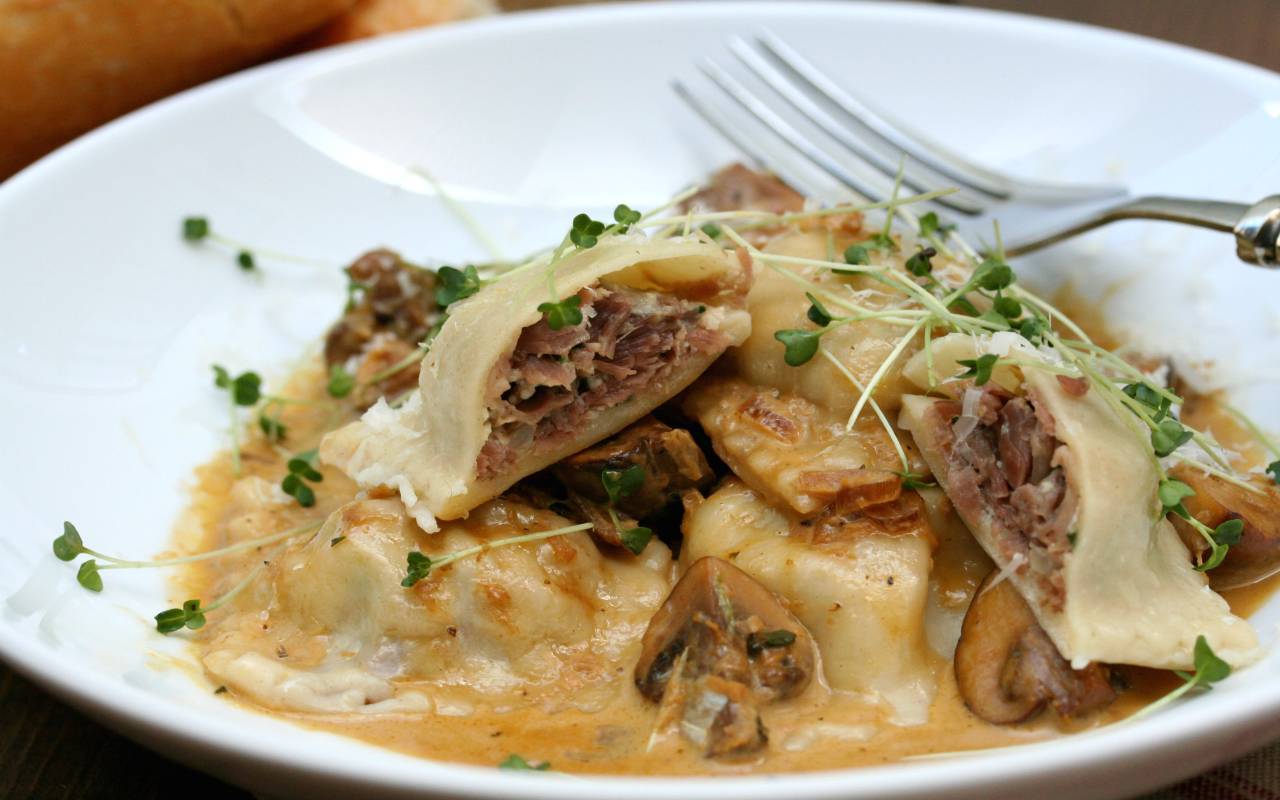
[212,365,263,476]
[918,212,955,240]
[327,364,355,398]
[435,265,482,308]
[569,213,606,249]
[499,754,550,771]
[1151,418,1194,458]
[53,520,320,594]
[1134,635,1231,719]
[601,465,653,555]
[774,329,823,367]
[843,244,871,266]
[180,216,329,271]
[701,223,723,239]
[538,296,584,331]
[805,292,836,327]
[957,354,1000,386]
[904,247,937,278]
[614,204,642,231]
[155,561,267,635]
[401,521,594,587]
[257,412,287,443]
[281,449,323,508]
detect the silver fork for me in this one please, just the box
[674,31,1280,267]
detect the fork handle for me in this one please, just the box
[1006,195,1280,267]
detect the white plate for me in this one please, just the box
[3,2,1280,798]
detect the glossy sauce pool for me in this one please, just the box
[175,344,1279,775]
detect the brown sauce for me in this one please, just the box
[169,291,1279,775]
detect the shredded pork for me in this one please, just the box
[476,283,726,480]
[928,386,1077,610]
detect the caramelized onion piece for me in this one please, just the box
[635,557,815,758]
[955,570,1116,724]
[1169,466,1280,590]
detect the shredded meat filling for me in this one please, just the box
[476,284,726,480]
[930,387,1076,610]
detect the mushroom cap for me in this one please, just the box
[955,570,1116,724]
[635,556,815,703]
[1169,467,1280,590]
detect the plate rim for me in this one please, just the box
[3,2,1280,797]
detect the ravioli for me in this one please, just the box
[682,479,938,725]
[898,332,1258,670]
[321,236,752,529]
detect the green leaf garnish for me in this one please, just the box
[613,204,641,231]
[435,265,482,308]
[866,232,896,251]
[805,292,835,327]
[746,629,797,656]
[956,354,999,386]
[619,526,653,555]
[538,296,583,331]
[774,329,822,366]
[182,217,210,242]
[1151,418,1193,457]
[236,250,256,271]
[212,365,262,406]
[973,258,1014,291]
[917,212,955,239]
[993,295,1022,320]
[258,412,287,442]
[569,213,606,249]
[53,521,84,562]
[499,754,550,771]
[155,598,205,634]
[1018,315,1048,343]
[700,223,723,239]
[904,246,936,277]
[327,364,355,398]
[1158,478,1195,512]
[281,450,323,508]
[1123,382,1172,422]
[76,559,103,593]
[601,464,646,505]
[1211,518,1245,547]
[1267,461,1280,485]
[402,551,433,587]
[843,244,870,266]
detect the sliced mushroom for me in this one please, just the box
[554,416,714,518]
[955,570,1116,724]
[1168,466,1280,590]
[635,557,815,758]
[323,249,438,367]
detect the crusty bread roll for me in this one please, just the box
[306,0,495,46]
[0,0,494,180]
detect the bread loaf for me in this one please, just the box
[0,0,495,180]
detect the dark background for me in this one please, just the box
[4,1,1276,797]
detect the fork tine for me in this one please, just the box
[671,80,847,205]
[726,37,984,216]
[697,58,939,212]
[755,31,1129,205]
[754,31,1016,200]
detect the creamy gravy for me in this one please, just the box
[173,354,1267,775]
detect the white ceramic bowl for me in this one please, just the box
[2,3,1279,798]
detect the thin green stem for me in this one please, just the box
[430,522,593,573]
[820,347,909,472]
[90,521,322,570]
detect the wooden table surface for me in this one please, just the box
[3,1,1276,798]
